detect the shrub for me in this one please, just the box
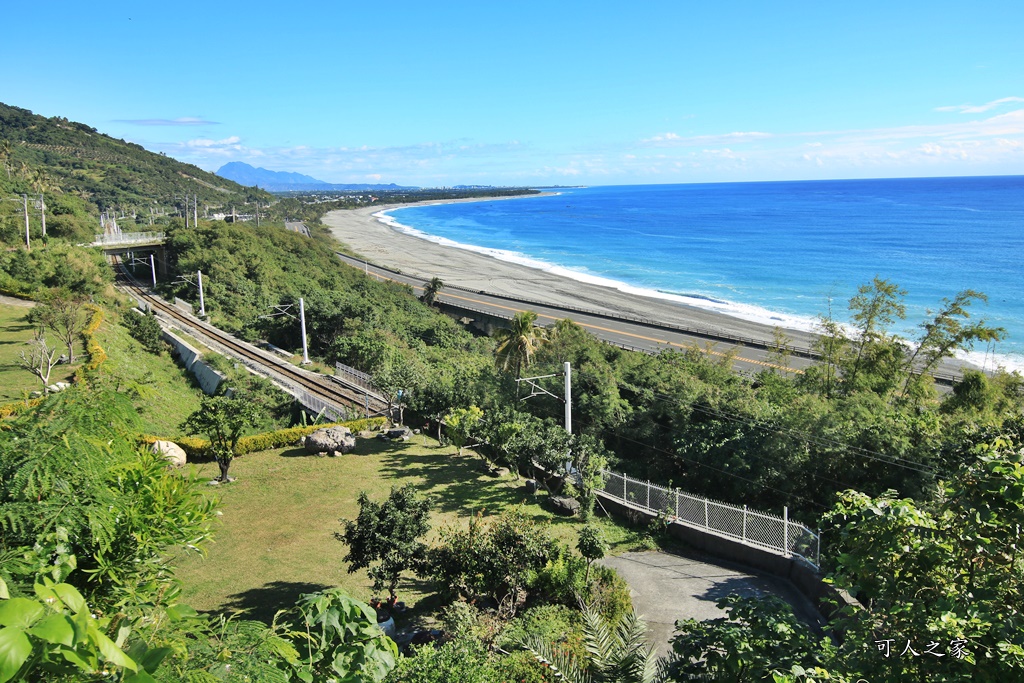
[121,307,164,354]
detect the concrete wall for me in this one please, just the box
[161,329,226,395]
[597,492,856,623]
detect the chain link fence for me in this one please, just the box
[599,470,820,569]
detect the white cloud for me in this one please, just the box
[643,131,772,146]
[935,97,1024,114]
[117,116,219,126]
[185,136,241,148]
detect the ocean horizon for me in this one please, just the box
[382,176,1024,373]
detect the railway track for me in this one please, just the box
[113,259,389,419]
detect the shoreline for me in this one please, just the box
[321,195,1003,375]
[323,196,823,353]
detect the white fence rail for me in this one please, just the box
[598,470,820,569]
[92,231,166,245]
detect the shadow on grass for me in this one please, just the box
[219,581,333,624]
[278,446,311,458]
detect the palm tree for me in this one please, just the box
[493,310,547,378]
[420,277,444,306]
[516,605,659,683]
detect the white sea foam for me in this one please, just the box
[373,209,1024,376]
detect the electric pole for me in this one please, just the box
[38,194,46,238]
[564,361,572,434]
[150,254,156,287]
[193,194,198,226]
[197,269,206,317]
[299,297,309,364]
[22,194,29,250]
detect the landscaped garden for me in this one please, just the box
[175,433,654,625]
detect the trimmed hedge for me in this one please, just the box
[141,416,388,459]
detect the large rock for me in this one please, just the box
[305,426,356,456]
[549,495,581,516]
[379,426,413,442]
[151,440,187,467]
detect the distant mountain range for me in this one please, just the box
[216,162,418,192]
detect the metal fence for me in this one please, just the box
[296,389,349,423]
[92,231,166,245]
[335,362,374,391]
[598,470,820,569]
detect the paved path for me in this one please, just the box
[601,550,823,657]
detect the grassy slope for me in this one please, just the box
[175,436,651,623]
[0,302,80,402]
[92,309,206,435]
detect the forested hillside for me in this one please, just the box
[0,102,269,226]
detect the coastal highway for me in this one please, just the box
[335,252,817,377]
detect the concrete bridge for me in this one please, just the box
[90,232,169,277]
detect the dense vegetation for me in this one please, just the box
[1,100,1022,679]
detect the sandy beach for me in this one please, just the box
[322,196,821,352]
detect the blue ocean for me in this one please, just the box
[384,177,1024,371]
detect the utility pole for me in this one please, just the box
[564,361,572,435]
[255,201,260,228]
[22,194,29,250]
[193,194,198,226]
[184,194,189,228]
[149,254,156,287]
[197,269,206,317]
[38,194,45,238]
[299,297,309,364]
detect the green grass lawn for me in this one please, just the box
[0,301,81,403]
[174,435,652,624]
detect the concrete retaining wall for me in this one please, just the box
[161,330,226,395]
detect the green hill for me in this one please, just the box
[0,102,269,233]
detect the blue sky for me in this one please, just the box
[3,1,1022,186]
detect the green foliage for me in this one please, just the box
[181,394,261,480]
[121,308,164,355]
[494,310,548,378]
[515,604,658,683]
[0,387,217,609]
[819,436,1024,682]
[0,242,111,297]
[444,405,483,456]
[338,486,431,600]
[291,589,398,683]
[425,509,558,612]
[0,577,153,683]
[659,594,830,683]
[576,525,608,581]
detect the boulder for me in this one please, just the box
[304,426,356,456]
[151,440,187,467]
[379,426,413,442]
[549,495,581,516]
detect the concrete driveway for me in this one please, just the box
[601,549,823,658]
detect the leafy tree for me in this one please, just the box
[820,436,1024,682]
[843,277,906,396]
[900,289,1005,402]
[425,509,558,613]
[421,276,444,306]
[182,394,261,482]
[576,525,608,582]
[516,604,658,683]
[372,354,424,425]
[494,310,548,379]
[444,405,484,457]
[338,485,431,603]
